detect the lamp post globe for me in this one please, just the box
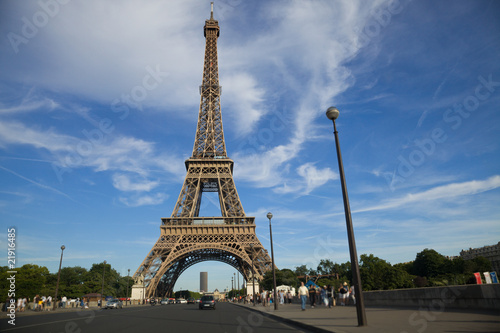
[326,106,340,120]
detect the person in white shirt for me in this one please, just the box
[298,282,309,311]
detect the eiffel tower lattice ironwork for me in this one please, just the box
[133,4,273,298]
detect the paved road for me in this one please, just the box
[0,303,311,333]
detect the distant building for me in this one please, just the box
[460,241,500,273]
[200,272,208,293]
[204,289,225,301]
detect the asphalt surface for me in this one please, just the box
[0,303,312,333]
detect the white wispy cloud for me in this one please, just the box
[119,193,167,207]
[354,175,500,213]
[0,120,184,190]
[0,97,58,114]
[0,164,77,202]
[112,174,160,192]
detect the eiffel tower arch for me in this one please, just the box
[133,4,273,298]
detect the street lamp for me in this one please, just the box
[126,269,130,306]
[267,212,278,310]
[326,106,367,326]
[250,244,256,306]
[100,260,106,308]
[53,245,65,310]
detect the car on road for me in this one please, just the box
[104,298,123,309]
[160,299,169,305]
[176,298,187,304]
[199,295,216,310]
[187,297,195,304]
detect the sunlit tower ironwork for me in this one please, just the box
[133,2,273,299]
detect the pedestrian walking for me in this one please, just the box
[47,295,52,310]
[309,284,316,308]
[298,282,308,311]
[350,285,356,305]
[321,286,329,307]
[339,282,348,306]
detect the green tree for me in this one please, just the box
[1,264,51,299]
[86,262,122,297]
[394,261,414,275]
[413,249,447,278]
[359,254,392,290]
[317,259,335,275]
[260,268,299,290]
[359,254,414,290]
[280,268,299,287]
[294,265,308,277]
[471,256,492,272]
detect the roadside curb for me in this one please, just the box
[231,302,335,333]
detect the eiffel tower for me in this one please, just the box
[133,3,273,298]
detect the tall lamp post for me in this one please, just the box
[100,260,106,308]
[53,245,65,310]
[126,269,130,306]
[267,212,278,310]
[250,244,256,306]
[326,106,367,326]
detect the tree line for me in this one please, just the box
[259,248,491,291]
[0,248,491,301]
[0,262,133,301]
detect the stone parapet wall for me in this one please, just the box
[363,284,500,310]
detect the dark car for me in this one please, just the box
[187,297,195,304]
[199,295,216,310]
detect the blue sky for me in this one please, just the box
[1,0,499,293]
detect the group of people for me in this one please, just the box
[4,295,76,312]
[246,289,294,306]
[298,281,355,311]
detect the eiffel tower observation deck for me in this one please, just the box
[133,3,272,299]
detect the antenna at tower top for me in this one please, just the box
[210,2,214,19]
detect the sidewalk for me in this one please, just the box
[233,302,500,333]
